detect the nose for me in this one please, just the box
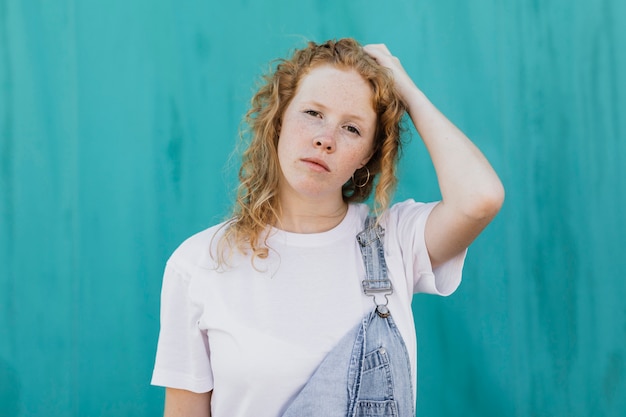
[313,130,335,152]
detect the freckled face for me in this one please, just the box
[277,65,377,204]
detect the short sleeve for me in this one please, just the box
[151,261,214,393]
[387,200,467,296]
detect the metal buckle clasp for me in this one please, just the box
[362,279,393,317]
[356,224,385,247]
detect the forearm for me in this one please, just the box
[164,388,212,417]
[364,43,504,264]
[404,84,504,219]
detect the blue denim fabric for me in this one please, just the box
[281,217,415,417]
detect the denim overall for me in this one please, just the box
[282,217,415,417]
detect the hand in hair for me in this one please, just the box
[363,44,418,106]
[364,43,504,268]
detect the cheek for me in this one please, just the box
[276,136,289,169]
[342,147,372,174]
[278,118,304,146]
[353,138,375,164]
[276,131,299,172]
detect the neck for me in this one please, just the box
[276,198,349,234]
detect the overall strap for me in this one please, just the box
[356,216,393,317]
[281,215,414,417]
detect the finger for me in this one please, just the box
[363,44,391,58]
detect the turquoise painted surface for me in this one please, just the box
[1,1,624,416]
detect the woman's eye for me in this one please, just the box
[305,110,321,117]
[345,125,361,136]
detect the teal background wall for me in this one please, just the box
[1,0,625,416]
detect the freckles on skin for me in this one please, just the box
[276,65,377,202]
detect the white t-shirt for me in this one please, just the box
[151,200,466,417]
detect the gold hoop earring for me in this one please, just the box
[353,166,370,188]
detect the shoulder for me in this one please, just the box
[388,198,436,216]
[348,202,370,222]
[348,200,438,232]
[167,220,231,273]
[381,199,438,229]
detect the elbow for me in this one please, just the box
[463,182,505,222]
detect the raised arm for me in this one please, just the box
[364,44,504,267]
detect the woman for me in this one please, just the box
[151,38,504,417]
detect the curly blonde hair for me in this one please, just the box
[217,38,407,265]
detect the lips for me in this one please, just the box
[301,158,330,172]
